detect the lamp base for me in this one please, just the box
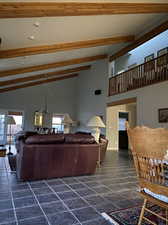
[64,126,70,134]
[91,127,100,143]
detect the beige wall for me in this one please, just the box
[106,104,126,150]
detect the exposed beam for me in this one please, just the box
[0,74,78,93]
[0,2,168,18]
[0,65,90,87]
[107,98,137,107]
[109,19,168,61]
[0,36,134,59]
[0,54,107,78]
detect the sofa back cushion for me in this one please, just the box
[25,134,65,144]
[65,134,95,144]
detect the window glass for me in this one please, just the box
[52,115,64,133]
[119,118,127,131]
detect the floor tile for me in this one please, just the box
[0,209,15,224]
[72,207,101,223]
[82,217,112,225]
[47,179,64,186]
[69,183,86,190]
[17,216,48,225]
[58,190,79,200]
[0,222,17,225]
[64,197,89,210]
[52,184,71,192]
[29,181,48,189]
[94,202,118,213]
[12,190,33,199]
[48,211,79,225]
[62,177,79,184]
[0,191,11,200]
[11,184,29,192]
[84,195,108,206]
[41,201,67,215]
[16,205,43,221]
[13,196,37,208]
[76,188,96,197]
[33,187,53,196]
[92,186,111,194]
[0,199,13,211]
[36,193,60,204]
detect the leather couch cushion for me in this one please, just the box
[25,134,65,144]
[15,131,37,141]
[65,134,95,144]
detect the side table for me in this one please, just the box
[0,145,7,157]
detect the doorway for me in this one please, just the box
[106,98,137,151]
[118,111,129,149]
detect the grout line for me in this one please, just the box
[27,183,51,225]
[44,181,83,225]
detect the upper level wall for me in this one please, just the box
[114,30,168,75]
[107,80,168,129]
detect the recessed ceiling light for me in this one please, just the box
[34,22,40,27]
[28,36,35,40]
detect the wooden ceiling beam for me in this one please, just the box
[0,2,168,18]
[0,35,134,59]
[0,54,107,78]
[0,73,78,93]
[0,65,90,87]
[109,19,168,61]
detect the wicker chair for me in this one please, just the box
[127,124,168,225]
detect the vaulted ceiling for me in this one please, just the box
[0,0,168,93]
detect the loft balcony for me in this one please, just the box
[108,53,168,96]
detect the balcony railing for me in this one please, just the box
[109,53,168,96]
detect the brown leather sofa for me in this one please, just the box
[76,132,108,163]
[15,132,99,181]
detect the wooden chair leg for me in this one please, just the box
[138,199,147,225]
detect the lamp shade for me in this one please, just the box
[62,114,73,125]
[7,116,16,125]
[87,116,105,128]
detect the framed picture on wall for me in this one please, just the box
[157,47,168,67]
[158,108,168,123]
[144,54,155,72]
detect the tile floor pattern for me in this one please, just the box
[0,151,142,225]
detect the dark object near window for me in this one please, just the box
[94,90,101,95]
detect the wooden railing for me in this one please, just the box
[109,53,168,96]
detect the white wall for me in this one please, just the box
[108,81,168,129]
[114,30,168,74]
[0,77,77,130]
[77,59,108,134]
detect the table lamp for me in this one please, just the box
[87,115,105,142]
[62,114,73,134]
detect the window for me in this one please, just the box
[119,112,129,131]
[7,111,23,143]
[52,115,64,133]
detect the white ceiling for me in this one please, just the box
[0,0,168,82]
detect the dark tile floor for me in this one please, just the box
[0,150,142,225]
